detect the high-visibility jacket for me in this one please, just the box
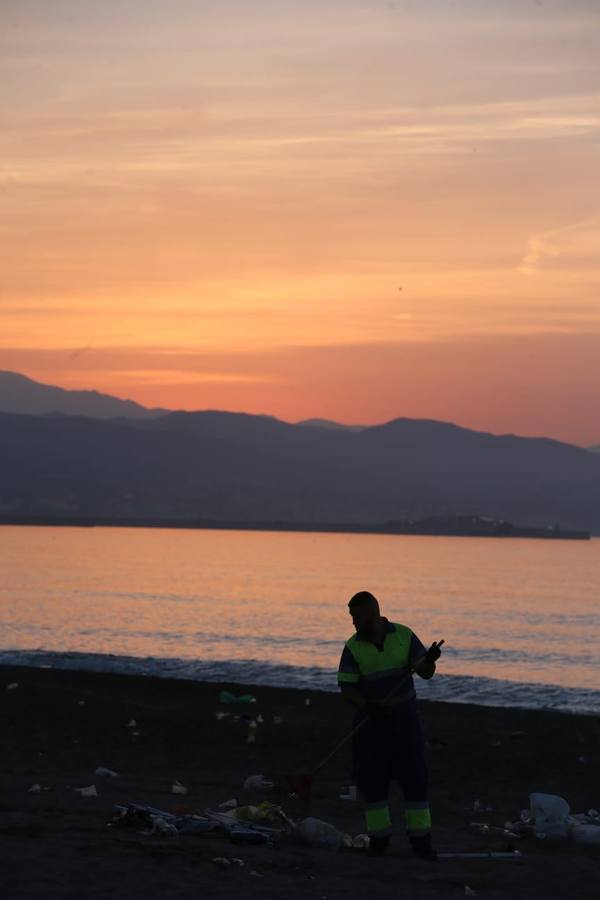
[337,618,426,705]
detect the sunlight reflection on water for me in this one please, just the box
[1,526,599,708]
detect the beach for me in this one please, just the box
[1,665,599,899]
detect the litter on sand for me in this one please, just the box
[297,817,342,849]
[95,767,119,778]
[151,817,178,836]
[243,774,274,791]
[6,682,18,691]
[339,785,357,801]
[172,780,188,795]
[219,691,257,705]
[342,833,370,849]
[74,785,98,797]
[470,794,600,847]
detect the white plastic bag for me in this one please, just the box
[297,817,342,849]
[243,774,274,791]
[74,785,98,798]
[530,793,570,838]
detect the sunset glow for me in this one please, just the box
[2,0,599,443]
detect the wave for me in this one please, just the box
[1,648,599,715]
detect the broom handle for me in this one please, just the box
[311,640,444,778]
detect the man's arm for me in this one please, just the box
[414,657,436,680]
[411,635,444,681]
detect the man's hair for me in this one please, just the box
[348,591,379,611]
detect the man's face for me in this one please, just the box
[350,604,378,638]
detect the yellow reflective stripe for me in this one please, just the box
[366,805,392,835]
[337,672,359,683]
[406,807,431,832]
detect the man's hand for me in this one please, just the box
[425,639,444,664]
[414,639,444,680]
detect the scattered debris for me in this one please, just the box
[215,712,230,721]
[74,785,98,798]
[343,833,369,849]
[78,700,86,706]
[212,856,231,868]
[126,719,137,728]
[464,887,478,897]
[95,767,119,778]
[339,785,357,801]
[470,822,522,839]
[219,691,256,704]
[530,793,570,839]
[28,784,41,793]
[249,870,264,877]
[297,817,342,849]
[172,780,188,795]
[236,802,282,825]
[256,714,264,724]
[304,698,311,707]
[509,731,526,739]
[6,682,18,691]
[273,715,283,725]
[219,798,238,810]
[247,720,258,744]
[243,774,274,791]
[151,816,178,836]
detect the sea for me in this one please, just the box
[1,525,599,714]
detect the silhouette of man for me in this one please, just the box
[338,590,443,858]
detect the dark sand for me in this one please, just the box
[1,665,599,899]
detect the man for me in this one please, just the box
[337,590,443,858]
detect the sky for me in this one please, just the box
[1,0,599,444]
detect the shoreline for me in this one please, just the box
[2,664,599,898]
[2,653,599,717]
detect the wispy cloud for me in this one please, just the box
[518,219,598,275]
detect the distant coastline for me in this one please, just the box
[0,514,591,540]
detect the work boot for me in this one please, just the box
[410,833,437,861]
[367,835,390,856]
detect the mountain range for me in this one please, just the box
[0,370,599,533]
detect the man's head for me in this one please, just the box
[348,590,381,639]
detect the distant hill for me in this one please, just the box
[0,408,599,533]
[296,418,366,432]
[0,371,166,420]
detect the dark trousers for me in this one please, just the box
[354,700,430,837]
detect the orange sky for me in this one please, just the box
[1,0,599,444]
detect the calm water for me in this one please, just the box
[1,526,599,713]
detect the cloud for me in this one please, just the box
[517,219,598,275]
